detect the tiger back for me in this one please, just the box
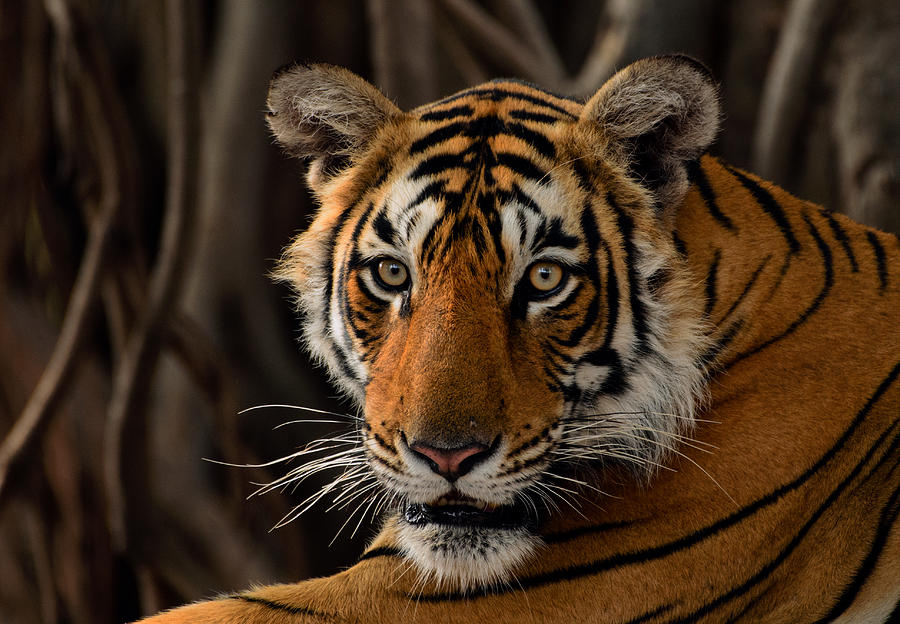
[140,56,900,623]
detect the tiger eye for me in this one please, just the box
[528,262,564,292]
[376,258,409,288]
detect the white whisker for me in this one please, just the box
[238,403,360,420]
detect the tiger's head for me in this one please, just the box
[268,56,720,589]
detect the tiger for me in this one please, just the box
[140,55,900,623]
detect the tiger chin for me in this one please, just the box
[139,55,900,623]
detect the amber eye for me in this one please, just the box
[373,258,409,290]
[528,261,565,293]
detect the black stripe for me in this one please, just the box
[813,457,900,622]
[598,235,620,352]
[340,203,379,369]
[429,115,557,160]
[545,342,574,364]
[414,114,556,159]
[699,319,744,368]
[722,591,768,624]
[353,272,390,307]
[686,160,735,232]
[497,448,555,476]
[372,209,397,245]
[547,282,583,312]
[511,182,542,215]
[403,180,446,217]
[508,109,562,124]
[420,184,468,267]
[504,120,556,160]
[727,166,801,255]
[607,193,650,353]
[667,419,900,624]
[419,104,473,122]
[572,159,594,193]
[432,87,578,118]
[646,267,671,296]
[764,254,793,303]
[486,77,582,103]
[672,231,688,257]
[323,200,367,381]
[233,595,342,621]
[542,364,565,395]
[371,164,391,189]
[495,152,546,182]
[515,207,529,246]
[532,216,580,251]
[727,212,832,369]
[483,197,506,266]
[410,151,470,180]
[624,604,676,624]
[866,230,888,293]
[409,121,469,155]
[704,249,721,317]
[542,520,634,544]
[367,450,403,473]
[415,360,900,603]
[419,214,445,270]
[887,597,900,622]
[401,182,449,243]
[822,211,859,272]
[506,430,546,459]
[372,431,397,454]
[548,204,605,346]
[593,349,629,396]
[715,255,772,326]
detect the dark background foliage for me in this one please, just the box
[1,1,898,622]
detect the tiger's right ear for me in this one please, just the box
[266,63,402,191]
[581,55,720,211]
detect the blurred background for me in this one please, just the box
[1,0,898,622]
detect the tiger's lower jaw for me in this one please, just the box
[395,499,540,590]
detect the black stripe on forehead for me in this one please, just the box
[422,85,578,119]
[531,217,581,252]
[373,209,397,245]
[495,152,546,182]
[508,109,562,124]
[409,115,557,159]
[419,105,473,122]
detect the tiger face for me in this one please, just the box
[268,57,719,588]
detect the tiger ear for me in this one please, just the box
[581,55,721,210]
[266,62,402,191]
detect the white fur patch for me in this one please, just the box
[396,522,540,591]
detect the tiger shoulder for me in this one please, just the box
[140,55,900,624]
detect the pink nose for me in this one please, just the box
[409,443,490,480]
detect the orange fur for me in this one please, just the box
[140,58,900,623]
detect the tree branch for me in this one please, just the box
[103,0,199,554]
[570,0,640,96]
[0,0,125,506]
[752,0,842,181]
[367,0,439,107]
[488,0,565,79]
[437,0,559,83]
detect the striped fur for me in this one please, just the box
[141,57,900,623]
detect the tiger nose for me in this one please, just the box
[409,442,491,481]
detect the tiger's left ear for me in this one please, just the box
[581,55,720,210]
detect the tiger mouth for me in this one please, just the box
[403,494,532,530]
